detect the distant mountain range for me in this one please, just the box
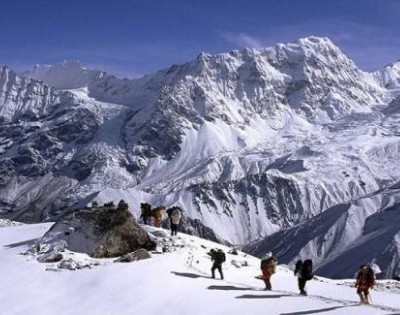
[1,36,400,278]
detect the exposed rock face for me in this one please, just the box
[0,65,63,122]
[178,216,224,244]
[383,95,400,115]
[39,205,156,258]
[245,181,400,279]
[374,60,400,89]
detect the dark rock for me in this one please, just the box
[39,205,157,258]
[228,248,239,255]
[50,108,98,144]
[37,252,64,263]
[0,159,15,187]
[114,248,151,263]
[178,216,224,244]
[63,152,98,181]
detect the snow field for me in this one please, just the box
[1,223,400,315]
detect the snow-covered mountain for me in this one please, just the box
[374,60,400,90]
[245,181,400,279]
[1,36,400,277]
[22,60,101,90]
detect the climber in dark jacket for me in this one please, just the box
[294,259,313,296]
[355,265,375,304]
[140,203,151,225]
[166,206,182,236]
[208,249,226,279]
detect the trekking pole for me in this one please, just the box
[368,291,373,304]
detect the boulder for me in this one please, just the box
[114,248,151,263]
[38,205,157,258]
[37,252,64,263]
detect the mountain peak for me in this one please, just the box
[61,59,86,68]
[297,35,335,45]
[32,59,86,71]
[375,59,400,89]
[281,36,344,59]
[25,59,94,89]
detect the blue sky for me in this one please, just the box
[0,0,399,78]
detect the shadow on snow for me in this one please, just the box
[236,294,294,299]
[4,238,38,248]
[171,271,210,279]
[280,304,359,315]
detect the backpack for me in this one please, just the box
[301,259,313,280]
[140,203,152,217]
[170,208,182,224]
[215,250,226,264]
[261,256,277,274]
[357,267,375,289]
[367,267,375,287]
[294,260,302,276]
[152,207,166,220]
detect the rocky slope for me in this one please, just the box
[244,181,400,279]
[1,36,400,277]
[374,60,400,89]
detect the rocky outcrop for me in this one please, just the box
[38,202,156,259]
[383,95,400,115]
[114,248,151,263]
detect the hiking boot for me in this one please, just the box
[362,297,370,305]
[300,290,307,296]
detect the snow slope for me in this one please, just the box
[1,222,400,315]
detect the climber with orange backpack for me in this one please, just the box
[355,265,375,304]
[260,252,277,290]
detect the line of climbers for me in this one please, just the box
[139,202,376,304]
[259,253,376,304]
[140,203,182,236]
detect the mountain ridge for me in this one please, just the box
[1,36,400,277]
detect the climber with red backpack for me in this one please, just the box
[260,252,277,290]
[355,265,375,304]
